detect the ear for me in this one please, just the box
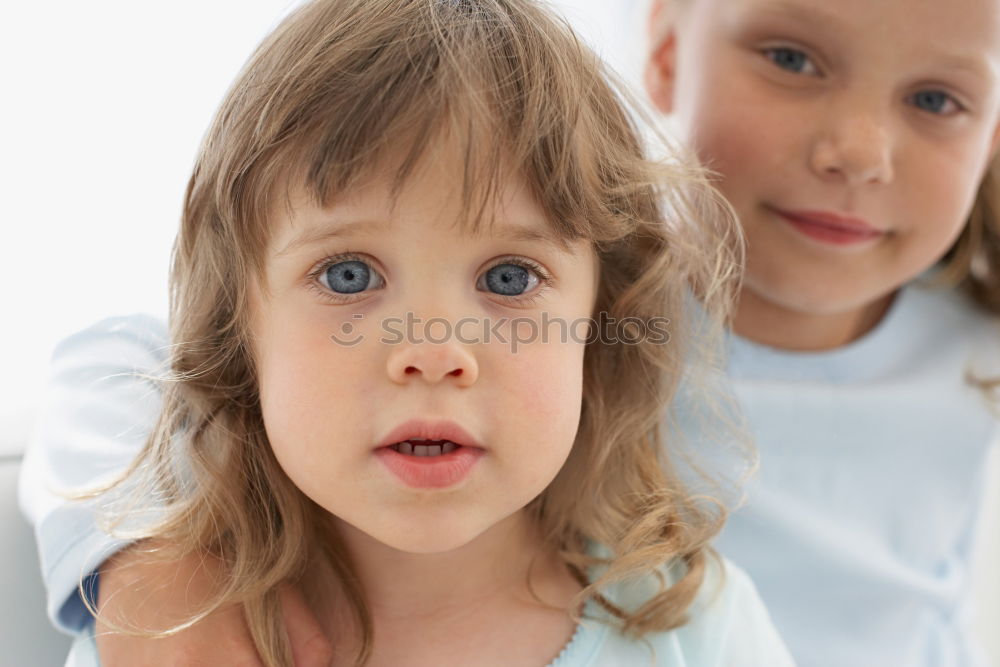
[644,0,679,114]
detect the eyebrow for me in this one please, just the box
[744,1,848,33]
[275,218,571,257]
[276,219,390,257]
[748,1,996,81]
[931,54,997,82]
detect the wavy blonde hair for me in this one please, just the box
[649,0,1000,390]
[84,0,747,664]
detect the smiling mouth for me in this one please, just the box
[769,206,887,246]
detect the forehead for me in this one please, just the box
[269,158,577,260]
[251,74,606,266]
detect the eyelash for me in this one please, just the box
[305,251,553,306]
[761,46,966,117]
[483,256,553,308]
[761,46,820,77]
[906,90,966,116]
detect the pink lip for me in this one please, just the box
[772,208,887,246]
[377,418,482,450]
[375,419,485,489]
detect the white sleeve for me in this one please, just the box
[676,555,798,666]
[17,313,169,635]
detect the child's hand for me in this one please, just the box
[94,543,333,667]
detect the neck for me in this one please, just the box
[341,511,565,619]
[733,287,896,351]
[310,510,582,648]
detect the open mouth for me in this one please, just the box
[389,439,462,457]
[376,436,483,488]
[375,419,484,487]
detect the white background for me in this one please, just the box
[1,1,996,663]
[0,0,643,444]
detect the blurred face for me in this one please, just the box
[647,0,1000,327]
[250,153,598,555]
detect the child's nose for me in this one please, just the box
[385,336,479,387]
[808,105,895,187]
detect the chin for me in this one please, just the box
[372,525,486,554]
[346,510,495,555]
[747,273,889,317]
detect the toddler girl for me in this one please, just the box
[24,0,793,665]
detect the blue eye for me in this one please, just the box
[764,47,817,75]
[480,262,540,297]
[309,254,548,305]
[910,90,961,115]
[321,259,378,294]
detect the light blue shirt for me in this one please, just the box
[64,550,794,666]
[716,283,1000,667]
[20,314,794,666]
[18,314,169,634]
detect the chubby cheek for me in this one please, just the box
[696,128,761,216]
[493,340,585,470]
[693,98,792,208]
[256,321,376,479]
[900,187,973,262]
[900,151,984,264]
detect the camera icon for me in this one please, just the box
[330,314,365,346]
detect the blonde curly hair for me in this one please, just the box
[83,1,750,664]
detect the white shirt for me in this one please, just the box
[716,283,1000,666]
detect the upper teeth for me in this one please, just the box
[395,440,458,456]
